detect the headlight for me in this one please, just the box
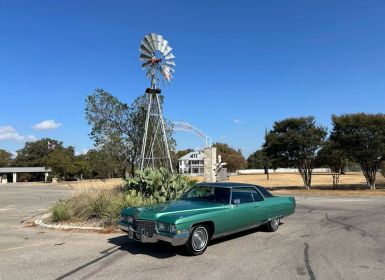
[120,215,133,224]
[158,222,165,231]
[170,225,176,234]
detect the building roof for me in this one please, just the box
[0,167,52,173]
[178,151,204,161]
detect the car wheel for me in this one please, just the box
[266,218,280,232]
[185,225,209,256]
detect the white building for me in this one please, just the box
[178,151,205,175]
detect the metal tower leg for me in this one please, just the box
[155,94,174,173]
[140,93,152,170]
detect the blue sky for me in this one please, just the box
[1,0,384,157]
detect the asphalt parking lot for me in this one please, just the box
[0,184,384,280]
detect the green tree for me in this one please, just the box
[85,148,122,179]
[317,140,348,188]
[14,138,83,180]
[247,148,270,179]
[46,146,78,179]
[14,138,59,167]
[213,143,247,172]
[264,116,327,189]
[247,149,266,169]
[74,154,92,180]
[0,149,13,167]
[85,89,175,177]
[330,113,385,190]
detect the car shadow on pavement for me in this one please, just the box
[108,223,282,258]
[209,223,280,246]
[108,235,182,258]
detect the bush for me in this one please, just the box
[125,168,196,202]
[49,169,196,227]
[51,201,71,222]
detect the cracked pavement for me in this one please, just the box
[0,183,384,280]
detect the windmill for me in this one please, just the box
[139,33,176,172]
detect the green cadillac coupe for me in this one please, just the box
[118,182,296,255]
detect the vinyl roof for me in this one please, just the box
[195,182,261,188]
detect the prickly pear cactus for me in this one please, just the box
[125,168,196,203]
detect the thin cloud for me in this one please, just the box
[32,119,62,130]
[233,118,241,124]
[0,126,37,142]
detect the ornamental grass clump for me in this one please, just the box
[51,201,72,222]
[49,169,196,227]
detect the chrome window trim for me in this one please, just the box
[231,186,257,204]
[250,186,265,202]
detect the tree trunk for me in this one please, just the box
[331,173,340,189]
[264,165,269,180]
[361,162,378,190]
[298,162,312,189]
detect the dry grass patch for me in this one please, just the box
[50,188,132,227]
[228,172,385,196]
[58,178,124,190]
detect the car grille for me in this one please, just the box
[133,218,156,237]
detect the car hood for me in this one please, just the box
[122,200,228,223]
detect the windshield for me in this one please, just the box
[181,185,231,204]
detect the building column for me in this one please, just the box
[204,147,217,182]
[12,173,17,183]
[45,172,48,182]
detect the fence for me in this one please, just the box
[237,168,331,175]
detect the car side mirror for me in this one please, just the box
[232,199,241,206]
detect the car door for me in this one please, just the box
[249,187,270,224]
[226,187,258,232]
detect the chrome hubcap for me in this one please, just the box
[192,227,208,251]
[271,218,279,229]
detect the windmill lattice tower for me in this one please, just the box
[139,33,175,172]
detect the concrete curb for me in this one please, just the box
[34,213,104,231]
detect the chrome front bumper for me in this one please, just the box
[118,222,188,247]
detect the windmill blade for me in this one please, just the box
[163,45,173,57]
[142,61,152,69]
[139,33,175,84]
[161,67,171,82]
[160,39,168,53]
[156,35,163,51]
[164,53,175,60]
[144,34,156,52]
[165,60,176,67]
[140,39,153,55]
[150,33,159,50]
[161,65,175,73]
[140,45,153,58]
[140,53,152,61]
